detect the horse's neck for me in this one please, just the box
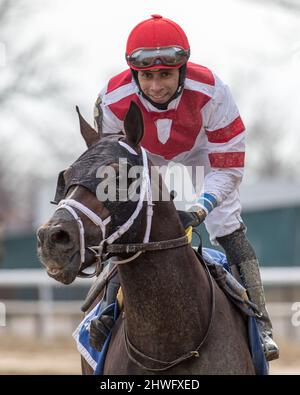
[117,200,212,360]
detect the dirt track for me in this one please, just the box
[0,336,81,375]
[0,336,299,375]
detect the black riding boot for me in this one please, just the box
[217,226,279,361]
[89,270,120,352]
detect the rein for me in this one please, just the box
[123,250,216,372]
[103,234,189,255]
[81,234,189,312]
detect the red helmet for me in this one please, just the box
[126,15,190,71]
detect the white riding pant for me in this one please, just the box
[204,189,244,245]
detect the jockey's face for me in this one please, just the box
[137,69,180,104]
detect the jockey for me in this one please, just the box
[91,14,279,361]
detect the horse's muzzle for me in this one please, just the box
[37,223,81,284]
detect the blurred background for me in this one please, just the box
[0,0,300,374]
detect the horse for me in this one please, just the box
[37,102,255,374]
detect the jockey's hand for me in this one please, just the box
[187,206,207,225]
[195,208,207,224]
[187,193,218,225]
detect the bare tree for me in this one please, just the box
[0,1,64,107]
[0,0,72,232]
[232,1,300,180]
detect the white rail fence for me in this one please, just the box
[0,268,300,338]
[0,269,93,336]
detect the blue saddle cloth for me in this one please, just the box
[248,313,269,375]
[202,247,230,271]
[73,301,119,375]
[73,247,268,375]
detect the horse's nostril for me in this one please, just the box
[50,229,71,245]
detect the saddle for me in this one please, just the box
[195,248,260,317]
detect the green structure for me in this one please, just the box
[2,181,300,269]
[1,204,299,269]
[195,204,300,267]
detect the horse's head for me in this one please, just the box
[37,102,147,284]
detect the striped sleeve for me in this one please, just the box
[201,74,246,205]
[94,85,124,135]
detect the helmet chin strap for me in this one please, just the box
[131,64,187,110]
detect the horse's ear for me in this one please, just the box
[124,101,144,148]
[76,106,101,148]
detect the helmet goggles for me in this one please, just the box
[126,46,190,70]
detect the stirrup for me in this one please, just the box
[261,331,279,361]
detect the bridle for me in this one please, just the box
[55,142,189,277]
[55,198,111,277]
[54,141,215,372]
[55,144,153,276]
